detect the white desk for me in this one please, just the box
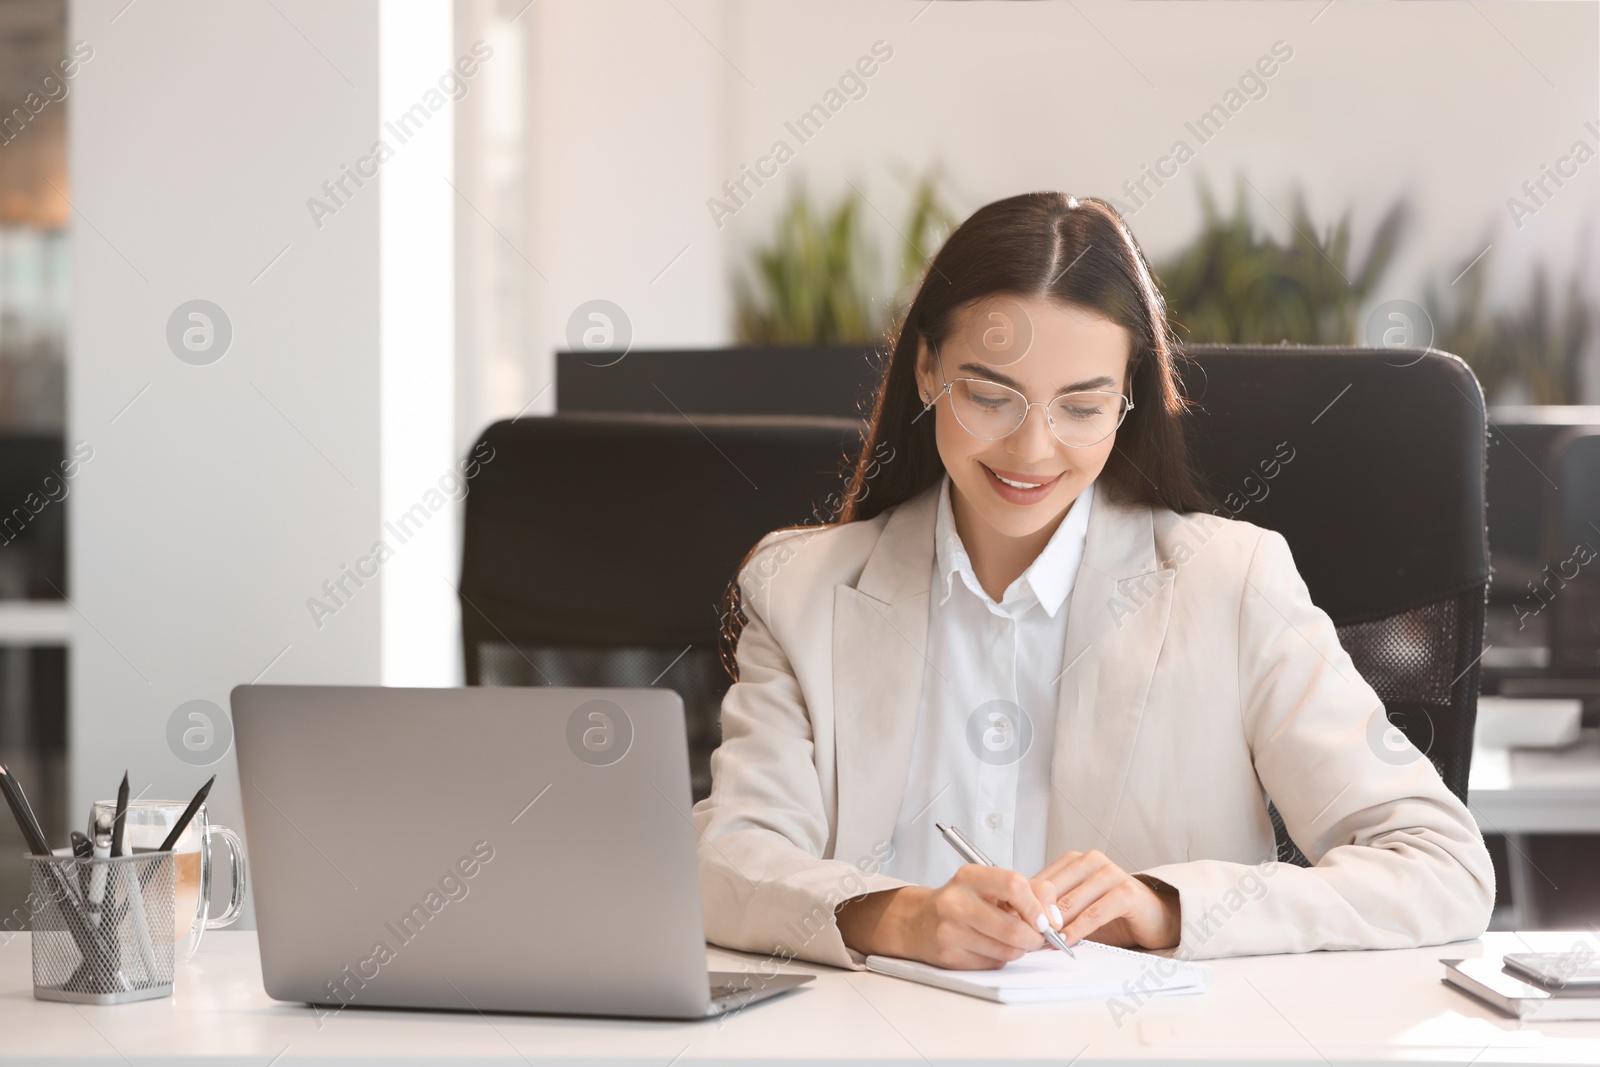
[1469,728,1600,835]
[2,930,1599,1064]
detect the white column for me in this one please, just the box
[449,0,732,445]
[67,0,457,924]
[377,0,459,686]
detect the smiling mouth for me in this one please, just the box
[981,464,1063,496]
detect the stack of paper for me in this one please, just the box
[866,940,1215,1004]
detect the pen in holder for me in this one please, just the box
[28,851,176,1004]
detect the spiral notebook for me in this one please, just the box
[865,940,1215,1004]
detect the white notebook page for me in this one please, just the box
[867,940,1215,1004]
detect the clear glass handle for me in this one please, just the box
[204,824,247,929]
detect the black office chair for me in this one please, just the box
[1179,345,1489,865]
[457,413,863,800]
[469,348,1490,858]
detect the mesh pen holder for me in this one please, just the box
[28,852,176,1004]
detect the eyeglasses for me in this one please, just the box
[928,378,1134,448]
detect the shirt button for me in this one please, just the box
[986,812,1002,829]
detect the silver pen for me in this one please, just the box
[936,822,1077,959]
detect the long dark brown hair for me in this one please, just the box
[719,191,1209,679]
[843,191,1208,522]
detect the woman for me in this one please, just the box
[692,192,1494,971]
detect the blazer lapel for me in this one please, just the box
[831,484,940,867]
[1045,494,1175,869]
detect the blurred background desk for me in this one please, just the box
[1475,408,1600,931]
[0,930,1597,1064]
[1470,725,1600,931]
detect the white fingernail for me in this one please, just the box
[1049,904,1063,927]
[1035,913,1051,933]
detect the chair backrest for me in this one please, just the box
[1179,345,1489,862]
[458,413,862,799]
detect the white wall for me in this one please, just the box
[454,0,1600,444]
[454,0,733,448]
[68,0,457,925]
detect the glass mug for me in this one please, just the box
[90,799,246,959]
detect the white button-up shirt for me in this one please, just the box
[881,476,1094,887]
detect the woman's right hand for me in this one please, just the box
[838,865,1064,969]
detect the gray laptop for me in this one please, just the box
[231,684,811,1019]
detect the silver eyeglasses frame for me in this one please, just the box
[921,359,1135,448]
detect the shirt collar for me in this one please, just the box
[934,475,1095,618]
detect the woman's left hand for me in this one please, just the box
[1032,850,1182,951]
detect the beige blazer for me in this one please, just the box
[691,481,1495,970]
